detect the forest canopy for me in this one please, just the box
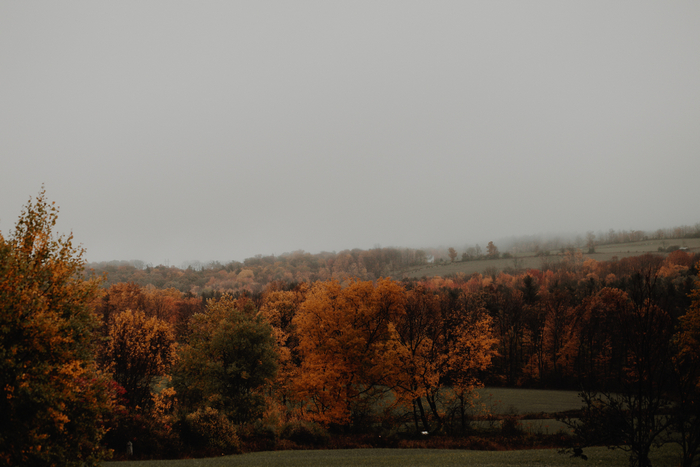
[2,191,700,466]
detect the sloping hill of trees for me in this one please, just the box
[5,191,700,466]
[85,230,700,297]
[86,247,430,294]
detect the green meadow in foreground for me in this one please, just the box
[104,445,680,467]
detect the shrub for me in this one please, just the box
[280,420,329,446]
[184,407,240,453]
[253,419,279,442]
[500,407,523,437]
[239,419,279,451]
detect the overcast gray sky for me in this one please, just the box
[1,2,699,266]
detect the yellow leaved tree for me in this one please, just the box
[291,279,405,427]
[0,190,114,466]
[258,284,308,405]
[393,286,497,433]
[102,309,176,410]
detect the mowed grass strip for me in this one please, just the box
[476,388,583,415]
[470,388,583,435]
[104,445,680,467]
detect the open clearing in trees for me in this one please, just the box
[402,237,700,279]
[476,387,581,414]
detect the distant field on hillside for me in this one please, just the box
[590,237,700,261]
[401,238,700,279]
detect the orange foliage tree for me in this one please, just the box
[0,191,114,466]
[394,286,497,433]
[94,282,202,340]
[291,279,405,427]
[522,286,574,387]
[671,263,700,467]
[101,309,176,410]
[258,284,308,404]
[448,247,457,262]
[560,287,630,388]
[95,282,186,325]
[488,285,526,385]
[486,241,499,258]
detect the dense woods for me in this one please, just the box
[3,193,700,466]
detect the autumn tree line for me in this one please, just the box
[3,192,700,466]
[86,246,431,294]
[86,222,700,295]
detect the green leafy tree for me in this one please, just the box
[0,190,114,466]
[173,295,278,424]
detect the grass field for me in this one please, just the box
[476,387,582,415]
[104,445,681,467]
[401,238,700,279]
[473,387,583,434]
